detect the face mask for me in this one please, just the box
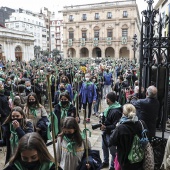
[29,101,36,106]
[64,133,74,139]
[21,160,39,169]
[12,118,22,124]
[85,77,89,81]
[60,88,65,91]
[8,81,11,85]
[106,70,109,73]
[26,86,31,90]
[61,101,69,106]
[62,79,66,82]
[92,79,96,82]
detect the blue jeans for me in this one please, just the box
[102,133,116,168]
[93,98,100,113]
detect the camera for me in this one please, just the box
[92,113,105,130]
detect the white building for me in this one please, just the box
[0,26,34,61]
[50,17,63,52]
[154,0,169,37]
[5,8,47,50]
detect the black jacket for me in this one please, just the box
[0,93,10,123]
[131,97,159,139]
[54,103,76,132]
[104,107,122,134]
[0,121,33,164]
[109,121,147,170]
[3,162,59,170]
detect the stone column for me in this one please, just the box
[115,45,120,59]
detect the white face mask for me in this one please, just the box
[85,77,89,81]
[8,81,11,85]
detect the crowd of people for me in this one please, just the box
[0,57,169,170]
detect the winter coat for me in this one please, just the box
[109,120,147,170]
[104,107,122,134]
[131,97,159,139]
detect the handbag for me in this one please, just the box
[114,154,121,170]
[139,120,154,170]
[143,141,154,170]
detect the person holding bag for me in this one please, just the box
[109,104,147,170]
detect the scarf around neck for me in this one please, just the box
[104,102,121,117]
[59,102,71,119]
[10,123,19,155]
[119,115,138,124]
[63,136,76,156]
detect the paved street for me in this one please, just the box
[0,99,170,170]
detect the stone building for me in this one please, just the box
[60,0,141,60]
[0,7,15,27]
[50,18,63,52]
[0,26,34,61]
[5,8,47,50]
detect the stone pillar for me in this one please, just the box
[115,45,119,59]
[76,47,80,58]
[89,49,92,58]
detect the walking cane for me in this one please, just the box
[47,74,58,170]
[83,109,89,165]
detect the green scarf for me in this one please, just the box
[73,91,78,102]
[85,81,93,87]
[64,136,76,156]
[47,112,59,140]
[14,160,54,170]
[30,107,37,117]
[59,102,71,119]
[10,123,19,155]
[104,102,121,117]
[81,128,91,140]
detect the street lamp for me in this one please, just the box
[132,34,138,64]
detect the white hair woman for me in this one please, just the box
[108,104,147,170]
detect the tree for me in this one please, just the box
[34,46,41,58]
[42,50,50,57]
[52,48,60,57]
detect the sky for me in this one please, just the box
[1,0,158,18]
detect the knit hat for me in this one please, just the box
[106,92,116,103]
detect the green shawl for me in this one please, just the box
[104,102,121,117]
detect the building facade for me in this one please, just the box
[40,7,52,52]
[0,7,15,27]
[60,0,141,60]
[50,18,63,52]
[5,8,47,50]
[0,26,34,61]
[154,0,169,37]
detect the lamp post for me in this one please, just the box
[132,34,138,64]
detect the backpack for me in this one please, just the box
[128,123,145,164]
